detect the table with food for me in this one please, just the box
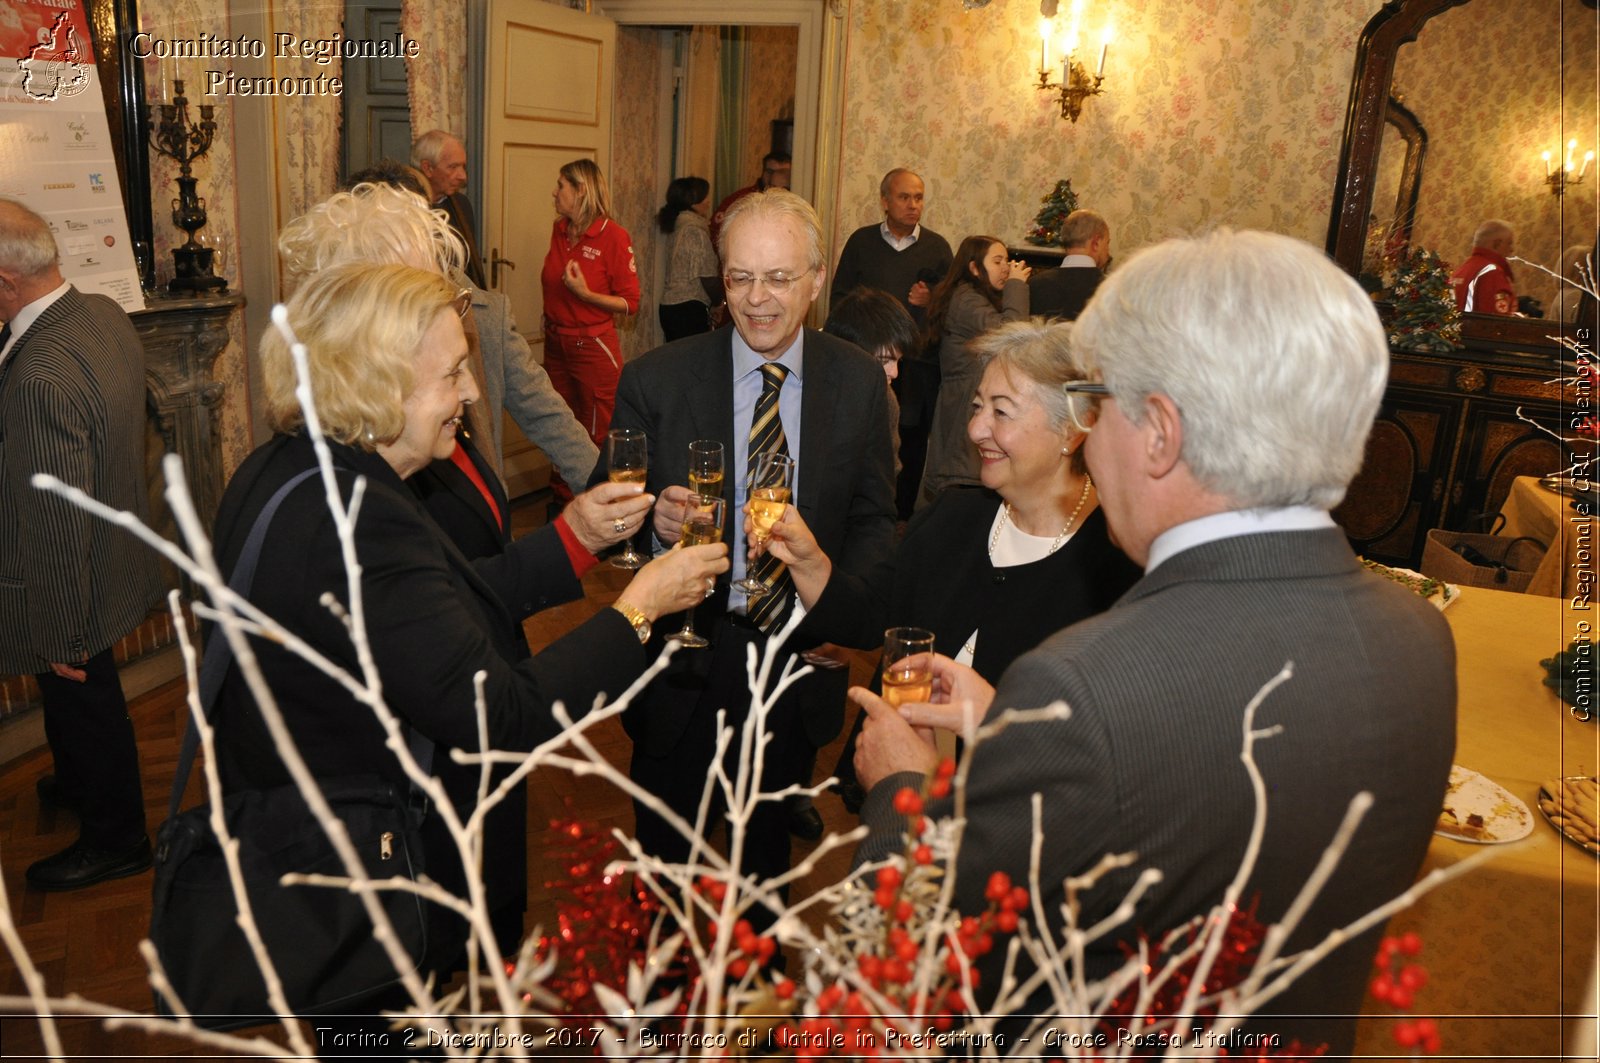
[1352,581,1598,1057]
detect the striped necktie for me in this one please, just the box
[746,362,792,633]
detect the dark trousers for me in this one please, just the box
[658,301,711,342]
[628,621,814,930]
[37,647,147,848]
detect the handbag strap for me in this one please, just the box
[167,466,434,820]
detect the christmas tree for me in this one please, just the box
[1380,246,1461,353]
[1028,178,1079,247]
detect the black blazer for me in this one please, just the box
[593,326,897,752]
[439,193,487,289]
[208,434,646,937]
[812,486,1140,682]
[408,429,514,563]
[1027,265,1103,321]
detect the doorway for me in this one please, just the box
[590,0,845,355]
[340,0,411,178]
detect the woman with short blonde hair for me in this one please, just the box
[203,262,727,998]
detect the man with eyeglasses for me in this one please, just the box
[850,229,1456,1054]
[596,189,895,917]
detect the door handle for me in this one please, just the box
[490,250,516,289]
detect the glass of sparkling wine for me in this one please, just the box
[607,428,648,570]
[688,440,725,500]
[881,626,936,708]
[669,493,725,648]
[733,452,795,596]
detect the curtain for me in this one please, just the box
[402,0,468,145]
[714,26,747,204]
[273,0,344,223]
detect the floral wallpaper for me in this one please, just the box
[742,26,797,182]
[611,25,663,360]
[828,0,1387,284]
[1395,0,1596,314]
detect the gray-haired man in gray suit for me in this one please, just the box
[0,199,163,890]
[852,229,1456,1055]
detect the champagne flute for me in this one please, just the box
[669,494,725,648]
[608,428,648,570]
[881,626,936,708]
[733,452,795,596]
[688,440,725,499]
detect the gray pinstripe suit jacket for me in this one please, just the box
[0,287,163,673]
[859,528,1457,1054]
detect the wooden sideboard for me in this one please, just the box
[1336,341,1565,568]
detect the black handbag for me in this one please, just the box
[149,467,434,1028]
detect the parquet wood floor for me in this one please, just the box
[0,501,874,1059]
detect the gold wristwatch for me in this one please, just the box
[612,600,651,644]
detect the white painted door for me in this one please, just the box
[483,0,616,356]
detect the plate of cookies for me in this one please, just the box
[1537,776,1599,856]
[1435,765,1533,844]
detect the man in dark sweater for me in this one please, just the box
[1028,208,1111,321]
[830,168,954,523]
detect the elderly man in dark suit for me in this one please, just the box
[413,129,488,289]
[0,199,164,890]
[1027,208,1111,321]
[597,189,896,906]
[853,229,1456,1055]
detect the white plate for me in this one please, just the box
[1435,764,1533,844]
[1361,560,1460,611]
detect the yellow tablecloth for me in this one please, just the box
[1354,586,1600,1060]
[1497,475,1591,600]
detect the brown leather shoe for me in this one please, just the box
[25,837,152,892]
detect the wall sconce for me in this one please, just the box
[1036,1,1110,123]
[1545,139,1593,196]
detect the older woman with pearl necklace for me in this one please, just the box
[762,319,1141,809]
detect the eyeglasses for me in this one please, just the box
[1060,380,1110,434]
[451,288,472,319]
[723,268,813,295]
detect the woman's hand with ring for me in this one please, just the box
[565,482,655,554]
[624,541,731,619]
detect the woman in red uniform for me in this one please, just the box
[541,158,640,451]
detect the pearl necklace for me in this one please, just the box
[990,475,1094,558]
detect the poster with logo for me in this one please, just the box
[0,0,144,311]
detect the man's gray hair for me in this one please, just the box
[1060,209,1108,251]
[278,182,466,293]
[0,199,61,277]
[1471,218,1514,248]
[410,129,461,168]
[878,167,920,198]
[717,189,824,272]
[1072,229,1388,510]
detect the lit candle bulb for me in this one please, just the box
[1583,151,1595,180]
[1544,150,1554,177]
[1567,138,1578,173]
[1040,18,1052,73]
[1098,24,1112,77]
